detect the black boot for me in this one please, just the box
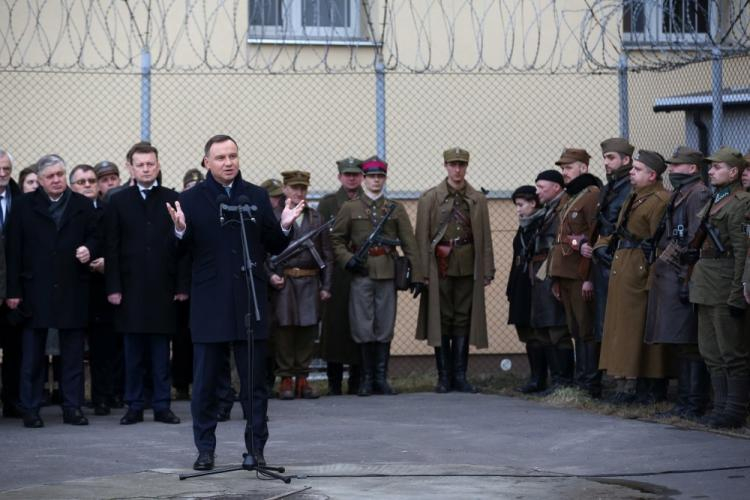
[516,343,547,394]
[581,341,603,399]
[327,362,343,396]
[683,359,710,420]
[542,344,574,394]
[658,359,690,417]
[373,342,397,395]
[710,376,750,429]
[701,371,727,426]
[357,344,374,397]
[557,346,575,387]
[451,335,477,393]
[573,339,585,388]
[434,336,452,393]
[347,365,361,395]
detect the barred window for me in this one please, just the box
[623,0,711,45]
[249,0,361,42]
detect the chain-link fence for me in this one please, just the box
[2,1,750,380]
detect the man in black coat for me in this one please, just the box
[167,134,302,472]
[0,148,24,418]
[6,154,99,427]
[106,142,189,425]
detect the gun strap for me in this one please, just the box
[430,194,456,250]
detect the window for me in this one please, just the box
[623,0,711,45]
[248,0,362,43]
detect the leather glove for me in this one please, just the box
[410,282,426,299]
[728,305,746,318]
[345,257,367,276]
[592,247,613,268]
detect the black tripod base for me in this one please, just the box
[242,453,291,483]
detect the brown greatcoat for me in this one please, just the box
[415,179,495,348]
[317,186,362,363]
[597,182,671,378]
[644,178,711,344]
[268,205,334,327]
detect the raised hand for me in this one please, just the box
[166,201,186,232]
[280,198,305,231]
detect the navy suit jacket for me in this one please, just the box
[178,171,289,343]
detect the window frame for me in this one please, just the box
[247,0,371,45]
[622,0,712,47]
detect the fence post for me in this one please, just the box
[140,47,151,142]
[709,3,722,151]
[375,54,386,159]
[618,53,629,140]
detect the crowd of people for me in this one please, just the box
[0,136,749,468]
[507,140,750,429]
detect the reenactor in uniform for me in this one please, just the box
[644,147,711,419]
[330,156,421,396]
[581,138,634,344]
[689,147,750,429]
[268,171,333,400]
[506,186,546,393]
[318,157,364,395]
[596,150,671,404]
[415,148,495,394]
[548,148,602,398]
[530,170,573,391]
[260,178,285,210]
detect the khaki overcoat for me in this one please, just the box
[598,182,671,378]
[414,180,495,348]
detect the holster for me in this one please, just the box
[434,243,452,278]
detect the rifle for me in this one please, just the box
[606,192,637,257]
[269,217,335,272]
[679,195,721,301]
[348,203,401,269]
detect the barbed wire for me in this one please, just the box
[1,0,749,73]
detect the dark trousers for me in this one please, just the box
[123,333,172,412]
[20,328,85,412]
[192,340,268,454]
[1,315,22,411]
[171,301,193,391]
[88,322,121,405]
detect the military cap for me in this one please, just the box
[555,148,591,166]
[666,146,704,165]
[535,169,565,187]
[260,178,283,196]
[443,147,470,163]
[281,170,311,187]
[336,157,363,174]
[182,168,204,188]
[511,185,538,202]
[362,156,388,175]
[633,149,667,175]
[600,137,635,156]
[94,160,120,179]
[706,146,747,169]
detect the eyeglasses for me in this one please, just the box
[73,178,97,186]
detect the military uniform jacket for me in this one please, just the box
[414,179,495,348]
[105,185,190,334]
[549,174,600,281]
[6,189,99,329]
[268,205,334,327]
[599,183,670,377]
[690,184,750,309]
[317,186,362,363]
[529,193,567,329]
[330,194,421,280]
[645,178,711,344]
[177,171,289,343]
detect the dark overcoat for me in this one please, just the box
[105,185,189,334]
[506,210,544,327]
[268,205,333,327]
[529,194,567,329]
[317,187,362,363]
[6,189,99,329]
[178,172,289,343]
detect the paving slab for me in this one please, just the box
[1,393,749,499]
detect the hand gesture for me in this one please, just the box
[75,246,91,264]
[280,198,305,231]
[581,281,594,302]
[166,201,186,232]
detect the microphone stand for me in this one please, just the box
[180,203,291,483]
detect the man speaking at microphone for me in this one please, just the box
[167,135,303,471]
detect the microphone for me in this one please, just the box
[217,194,230,224]
[236,195,257,222]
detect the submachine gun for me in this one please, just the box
[269,217,336,272]
[346,203,401,273]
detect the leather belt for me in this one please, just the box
[617,239,642,250]
[439,236,474,248]
[352,245,393,257]
[531,252,548,263]
[283,267,319,278]
[699,248,733,259]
